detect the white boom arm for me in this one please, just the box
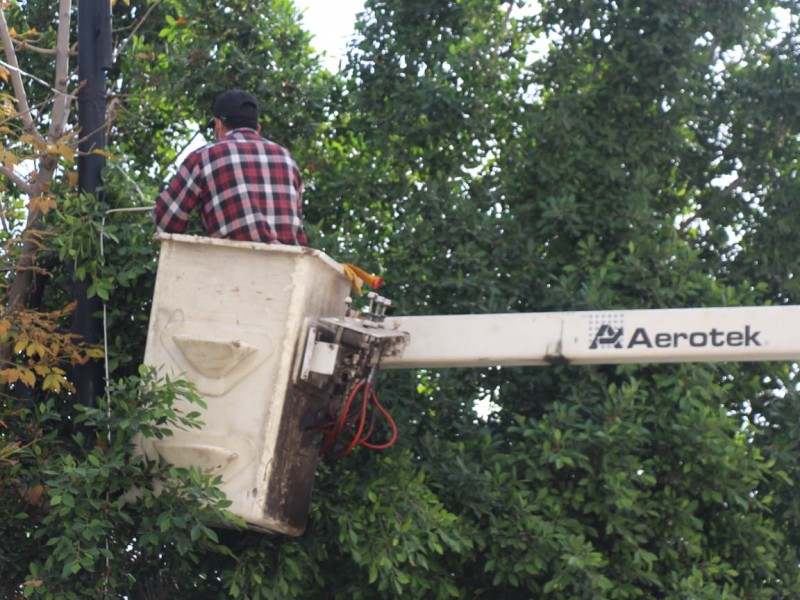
[381,306,800,369]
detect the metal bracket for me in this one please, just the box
[298,315,410,388]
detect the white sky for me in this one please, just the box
[294,0,366,72]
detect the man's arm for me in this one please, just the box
[153,153,203,233]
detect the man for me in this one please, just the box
[153,89,308,246]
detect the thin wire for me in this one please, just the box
[0,58,76,96]
[99,206,154,392]
[98,205,153,589]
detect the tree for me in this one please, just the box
[307,0,800,597]
[0,0,329,596]
[2,0,800,597]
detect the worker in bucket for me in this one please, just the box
[153,89,308,246]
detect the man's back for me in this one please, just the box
[153,89,308,246]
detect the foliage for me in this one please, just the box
[306,0,800,597]
[0,366,239,598]
[1,0,800,598]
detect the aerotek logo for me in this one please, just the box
[588,314,763,350]
[590,324,624,349]
[589,314,625,350]
[625,326,762,349]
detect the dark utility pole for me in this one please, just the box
[74,0,112,408]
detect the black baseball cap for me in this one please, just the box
[209,89,259,129]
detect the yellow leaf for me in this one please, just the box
[54,129,78,146]
[0,368,20,384]
[0,318,10,338]
[12,338,27,354]
[50,370,74,393]
[60,301,78,316]
[0,148,21,168]
[8,27,16,39]
[28,195,57,216]
[90,148,115,159]
[67,171,78,188]
[45,143,75,161]
[19,368,36,387]
[0,67,8,84]
[42,373,60,392]
[26,341,47,358]
[85,347,105,359]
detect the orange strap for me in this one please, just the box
[341,263,384,296]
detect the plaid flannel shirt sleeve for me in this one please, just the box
[153,151,203,233]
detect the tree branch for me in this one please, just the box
[113,0,163,62]
[0,6,66,393]
[11,40,71,56]
[49,0,73,142]
[0,58,61,91]
[676,174,748,235]
[0,164,32,196]
[494,2,515,58]
[0,7,43,145]
[717,174,746,201]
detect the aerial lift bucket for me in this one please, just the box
[135,234,353,536]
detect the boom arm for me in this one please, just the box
[380,306,800,369]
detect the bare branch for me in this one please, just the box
[676,174,748,235]
[0,59,58,91]
[0,8,43,145]
[11,41,62,56]
[494,2,515,57]
[0,165,32,196]
[49,0,74,142]
[113,0,163,62]
[107,160,151,205]
[717,174,746,201]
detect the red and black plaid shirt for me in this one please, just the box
[153,129,308,245]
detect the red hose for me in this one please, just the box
[314,378,398,459]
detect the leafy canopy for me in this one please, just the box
[1,0,800,598]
